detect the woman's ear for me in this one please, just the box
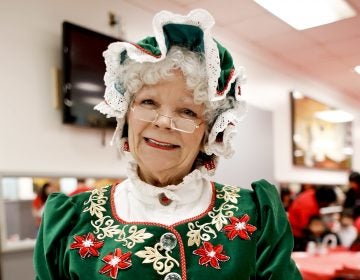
[200,125,209,151]
[122,122,129,138]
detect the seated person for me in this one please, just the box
[300,215,339,251]
[337,210,358,248]
[288,185,337,251]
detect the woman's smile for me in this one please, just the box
[144,137,180,150]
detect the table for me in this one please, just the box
[292,250,360,280]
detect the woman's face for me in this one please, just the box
[127,72,206,186]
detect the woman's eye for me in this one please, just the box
[140,99,155,106]
[181,109,197,118]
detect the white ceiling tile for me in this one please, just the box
[230,14,293,41]
[123,0,186,14]
[183,0,266,25]
[304,60,349,78]
[326,71,360,92]
[324,36,360,57]
[254,31,315,53]
[342,53,360,67]
[302,16,360,44]
[280,45,337,66]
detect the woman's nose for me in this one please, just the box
[154,112,173,129]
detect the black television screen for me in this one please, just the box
[62,21,120,128]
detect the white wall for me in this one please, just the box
[213,105,275,188]
[0,0,359,182]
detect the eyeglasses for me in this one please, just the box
[130,105,204,133]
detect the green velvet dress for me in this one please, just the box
[34,179,302,280]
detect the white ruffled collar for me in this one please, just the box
[126,161,207,206]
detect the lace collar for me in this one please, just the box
[126,161,207,206]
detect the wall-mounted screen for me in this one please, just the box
[62,21,120,128]
[291,91,353,170]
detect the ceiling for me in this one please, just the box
[124,0,360,106]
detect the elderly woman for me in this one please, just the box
[34,9,301,280]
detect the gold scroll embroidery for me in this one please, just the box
[135,242,180,275]
[186,185,240,246]
[83,186,153,249]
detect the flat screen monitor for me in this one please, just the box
[62,21,120,128]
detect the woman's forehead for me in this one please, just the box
[136,83,197,104]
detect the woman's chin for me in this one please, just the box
[137,157,190,185]
[139,145,181,163]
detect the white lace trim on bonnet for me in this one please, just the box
[94,9,247,171]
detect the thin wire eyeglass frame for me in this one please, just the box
[130,105,204,134]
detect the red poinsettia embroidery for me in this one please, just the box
[99,248,132,279]
[223,214,257,240]
[193,241,230,269]
[70,233,104,258]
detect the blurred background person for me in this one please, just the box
[32,181,56,227]
[288,185,337,251]
[300,183,315,193]
[68,178,93,196]
[300,215,339,252]
[344,171,360,216]
[336,209,358,248]
[280,186,294,212]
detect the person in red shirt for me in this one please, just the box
[68,178,93,196]
[32,182,56,227]
[288,185,337,251]
[344,172,360,226]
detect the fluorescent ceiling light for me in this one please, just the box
[354,65,360,74]
[254,0,357,30]
[314,109,354,123]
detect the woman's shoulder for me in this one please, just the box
[39,185,114,233]
[212,179,284,217]
[250,179,282,203]
[213,179,280,200]
[45,185,114,214]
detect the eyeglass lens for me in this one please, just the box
[132,106,197,133]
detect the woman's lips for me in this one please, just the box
[144,137,179,150]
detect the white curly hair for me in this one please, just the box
[120,46,235,131]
